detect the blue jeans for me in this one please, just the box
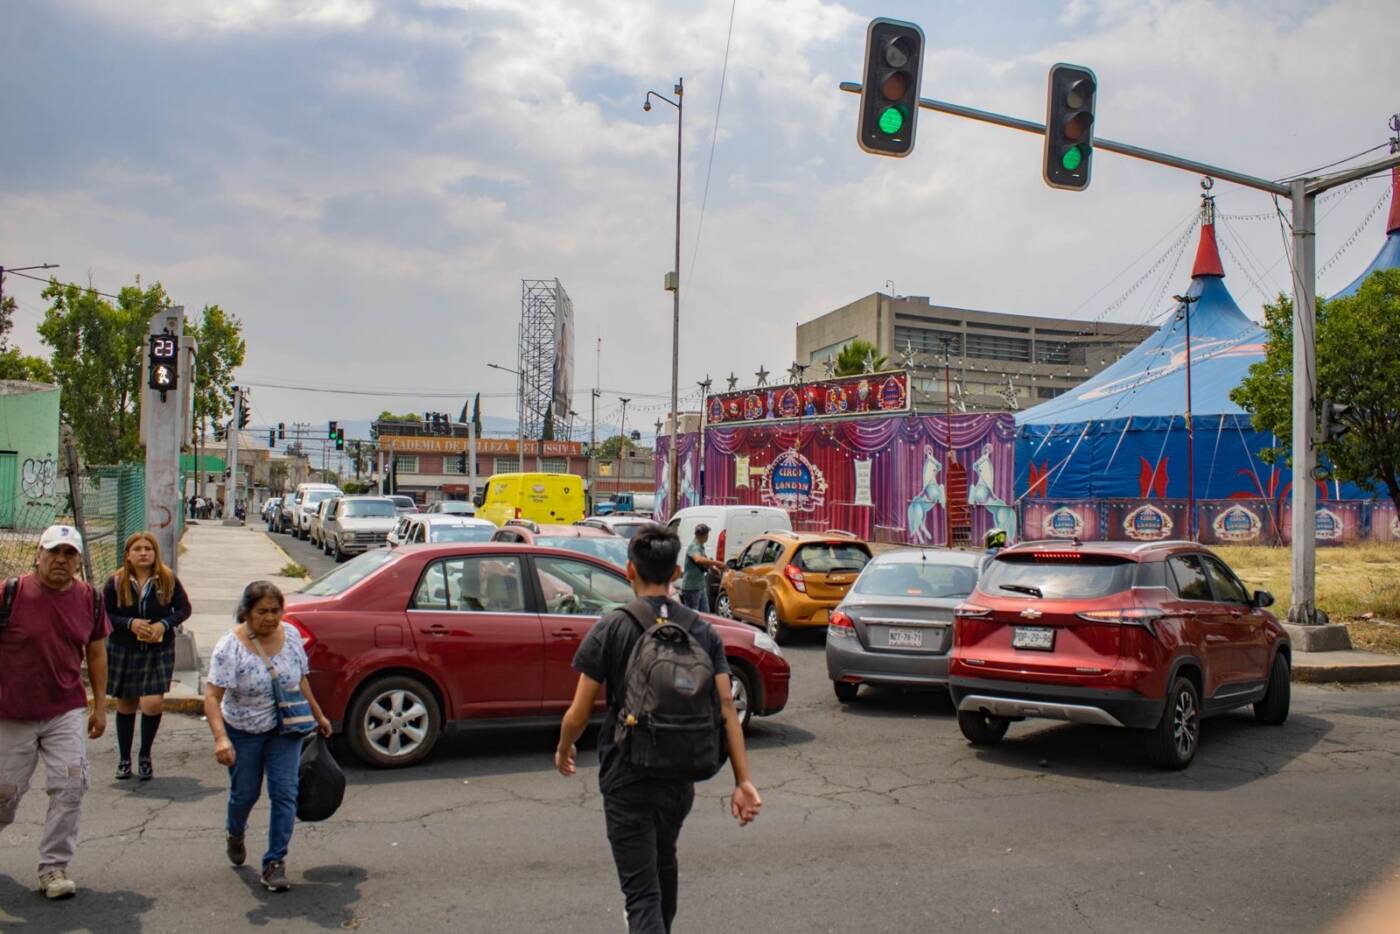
[225,725,301,867]
[678,589,709,614]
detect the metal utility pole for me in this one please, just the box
[224,389,243,525]
[838,78,1400,625]
[617,398,631,499]
[645,77,683,517]
[1174,293,1200,541]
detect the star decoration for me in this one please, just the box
[821,355,836,379]
[861,350,876,375]
[726,372,739,391]
[698,375,713,394]
[898,339,916,370]
[755,366,770,387]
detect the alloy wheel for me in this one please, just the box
[730,673,749,723]
[1172,687,1199,760]
[765,606,780,640]
[717,592,732,618]
[363,688,430,760]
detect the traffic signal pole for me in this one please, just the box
[143,307,188,569]
[839,80,1400,624]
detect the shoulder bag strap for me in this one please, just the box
[0,577,18,632]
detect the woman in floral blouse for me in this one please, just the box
[204,581,331,893]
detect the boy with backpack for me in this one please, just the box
[556,524,761,934]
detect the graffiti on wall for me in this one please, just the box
[21,457,57,500]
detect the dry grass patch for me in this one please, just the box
[1213,543,1400,654]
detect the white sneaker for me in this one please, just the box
[39,868,77,899]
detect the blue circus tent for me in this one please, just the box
[1016,197,1288,503]
[1333,166,1400,298]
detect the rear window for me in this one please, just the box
[794,542,871,573]
[431,526,495,543]
[344,499,397,517]
[537,536,631,569]
[854,560,977,599]
[301,548,398,596]
[981,554,1136,600]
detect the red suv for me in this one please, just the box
[283,543,790,768]
[949,540,1291,769]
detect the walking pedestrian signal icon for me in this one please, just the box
[148,333,179,393]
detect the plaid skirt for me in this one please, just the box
[107,639,177,699]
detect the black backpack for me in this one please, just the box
[613,600,728,783]
[0,577,16,634]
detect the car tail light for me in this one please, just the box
[783,563,807,593]
[829,609,854,630]
[515,507,522,519]
[716,529,727,562]
[282,612,315,651]
[1076,608,1164,639]
[955,603,992,618]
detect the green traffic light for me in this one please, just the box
[1061,145,1083,171]
[878,106,904,135]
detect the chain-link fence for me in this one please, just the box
[0,461,186,584]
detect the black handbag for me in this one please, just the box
[297,733,346,822]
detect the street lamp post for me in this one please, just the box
[617,398,631,499]
[488,361,532,473]
[645,78,683,518]
[1173,293,1200,540]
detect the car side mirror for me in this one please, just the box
[725,559,738,569]
[1253,590,1275,608]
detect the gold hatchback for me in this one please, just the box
[717,532,873,643]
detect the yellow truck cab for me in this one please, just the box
[475,473,586,527]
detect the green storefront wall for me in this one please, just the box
[0,382,62,530]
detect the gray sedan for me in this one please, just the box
[825,549,983,702]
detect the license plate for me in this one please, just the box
[1012,626,1055,651]
[887,628,924,648]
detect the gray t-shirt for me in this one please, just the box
[680,540,708,592]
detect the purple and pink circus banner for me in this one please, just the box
[656,413,1017,545]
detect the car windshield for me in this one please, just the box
[612,522,649,540]
[980,555,1136,599]
[438,501,473,514]
[794,542,871,573]
[390,497,416,509]
[854,560,978,599]
[304,490,336,505]
[537,536,631,569]
[301,548,398,596]
[431,526,496,543]
[344,500,396,518]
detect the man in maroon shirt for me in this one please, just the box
[0,525,110,900]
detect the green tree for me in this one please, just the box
[38,279,168,463]
[1230,270,1400,511]
[834,339,888,376]
[595,434,635,461]
[190,304,246,442]
[0,289,53,381]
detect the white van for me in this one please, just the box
[291,482,343,540]
[667,505,792,569]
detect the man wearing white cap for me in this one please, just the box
[0,524,110,900]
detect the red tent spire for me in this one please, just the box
[1386,164,1399,235]
[1191,189,1224,279]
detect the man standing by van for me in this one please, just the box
[678,525,723,613]
[555,525,761,934]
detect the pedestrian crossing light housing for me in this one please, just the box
[147,333,179,396]
[856,18,925,158]
[1044,63,1097,191]
[335,428,345,451]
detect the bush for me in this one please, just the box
[279,562,309,579]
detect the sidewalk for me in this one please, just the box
[1292,649,1400,683]
[158,521,308,711]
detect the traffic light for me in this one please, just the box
[147,333,179,393]
[335,428,345,451]
[238,402,250,430]
[277,422,286,441]
[269,430,276,447]
[457,453,467,473]
[856,18,925,158]
[1043,63,1097,191]
[1320,400,1351,445]
[328,420,338,439]
[214,423,226,443]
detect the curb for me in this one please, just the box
[88,696,206,715]
[1293,663,1400,684]
[261,529,300,573]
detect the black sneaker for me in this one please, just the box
[137,758,153,781]
[226,834,246,866]
[261,860,290,892]
[115,760,132,780]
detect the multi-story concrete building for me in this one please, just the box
[795,292,1157,413]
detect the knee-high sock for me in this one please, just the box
[116,711,136,761]
[139,712,163,759]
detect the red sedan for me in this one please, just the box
[284,542,791,768]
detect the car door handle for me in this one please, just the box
[1229,610,1245,618]
[551,628,580,640]
[425,624,449,636]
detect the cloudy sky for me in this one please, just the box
[3,0,1397,437]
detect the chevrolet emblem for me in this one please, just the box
[1019,608,1043,620]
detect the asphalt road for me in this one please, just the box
[267,519,341,582]
[6,587,1399,932]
